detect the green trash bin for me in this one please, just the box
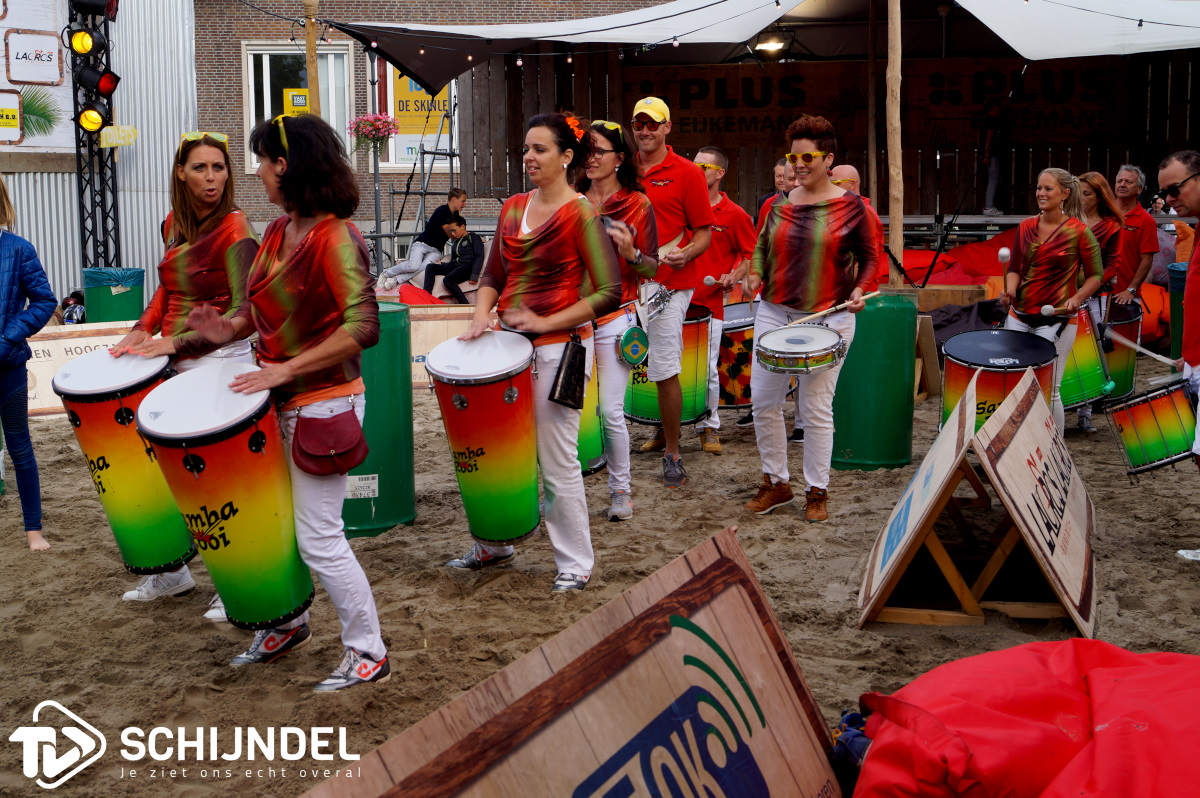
[83,267,145,323]
[1169,261,1187,372]
[344,302,416,537]
[831,292,917,471]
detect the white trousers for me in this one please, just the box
[278,395,386,661]
[751,302,855,489]
[173,340,254,373]
[483,337,595,577]
[1003,314,1078,435]
[695,318,724,431]
[595,310,634,493]
[381,241,441,282]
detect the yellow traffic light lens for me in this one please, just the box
[70,29,94,54]
[79,108,105,132]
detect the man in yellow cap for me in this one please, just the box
[631,96,714,489]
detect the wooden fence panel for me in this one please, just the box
[488,57,508,197]
[505,54,523,196]
[472,63,491,198]
[572,45,590,117]
[458,69,475,197]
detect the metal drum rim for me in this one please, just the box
[138,393,274,449]
[53,365,168,404]
[427,349,535,386]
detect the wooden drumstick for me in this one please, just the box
[1103,327,1178,367]
[785,291,882,327]
[1039,303,1073,316]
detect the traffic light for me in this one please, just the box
[67,24,106,56]
[68,0,119,134]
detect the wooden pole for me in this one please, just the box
[886,0,903,287]
[303,0,322,117]
[867,0,878,206]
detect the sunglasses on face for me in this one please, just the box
[1157,172,1200,201]
[695,162,723,173]
[592,120,623,133]
[784,151,827,166]
[630,119,663,132]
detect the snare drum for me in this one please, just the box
[577,342,606,475]
[53,350,194,575]
[426,331,540,545]
[755,323,846,374]
[624,304,712,426]
[1105,381,1197,474]
[942,330,1057,431]
[718,301,758,408]
[137,362,311,630]
[1060,308,1108,410]
[1103,301,1143,401]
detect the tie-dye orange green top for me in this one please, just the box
[133,210,257,358]
[235,216,380,396]
[479,191,622,321]
[1007,216,1103,315]
[594,187,659,305]
[751,192,879,312]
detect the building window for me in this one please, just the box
[243,42,353,170]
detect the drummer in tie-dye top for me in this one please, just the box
[454,112,621,595]
[743,114,877,524]
[1000,167,1104,435]
[110,131,258,617]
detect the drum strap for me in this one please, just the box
[1014,310,1070,336]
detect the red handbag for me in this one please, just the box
[291,409,368,476]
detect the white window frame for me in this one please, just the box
[380,68,457,174]
[240,40,356,175]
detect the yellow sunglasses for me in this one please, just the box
[784,150,827,166]
[177,131,228,160]
[592,120,623,133]
[830,178,853,186]
[696,162,723,173]
[272,113,299,154]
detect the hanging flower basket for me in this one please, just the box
[348,114,401,155]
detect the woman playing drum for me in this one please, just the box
[111,131,258,614]
[576,120,658,522]
[190,114,388,692]
[452,112,621,593]
[999,167,1104,435]
[743,114,877,522]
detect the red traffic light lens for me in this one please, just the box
[76,65,120,97]
[97,72,119,94]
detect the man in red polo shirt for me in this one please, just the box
[1160,150,1200,562]
[689,146,756,456]
[1111,165,1159,304]
[632,96,714,489]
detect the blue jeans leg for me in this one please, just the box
[0,366,41,531]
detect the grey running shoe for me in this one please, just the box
[983,206,1003,216]
[314,647,391,692]
[203,594,228,623]
[122,568,196,601]
[608,490,633,521]
[447,542,514,570]
[1077,415,1097,433]
[662,455,688,488]
[230,624,311,666]
[551,573,589,593]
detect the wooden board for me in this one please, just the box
[971,369,1098,638]
[303,528,840,798]
[916,285,987,313]
[26,321,134,416]
[916,314,940,398]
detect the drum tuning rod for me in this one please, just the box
[786,291,882,326]
[1103,327,1177,367]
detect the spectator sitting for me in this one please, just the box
[376,187,467,287]
[422,215,484,304]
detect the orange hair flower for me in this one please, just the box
[566,115,586,141]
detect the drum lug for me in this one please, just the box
[504,386,519,404]
[452,393,468,410]
[182,453,206,478]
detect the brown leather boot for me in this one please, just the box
[744,474,794,515]
[805,487,829,522]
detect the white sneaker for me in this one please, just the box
[204,594,228,622]
[122,567,196,601]
[608,490,633,521]
[1177,550,1200,562]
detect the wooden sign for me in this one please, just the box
[26,321,133,416]
[303,528,840,798]
[973,369,1097,638]
[99,124,137,148]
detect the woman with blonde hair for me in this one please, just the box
[0,175,57,550]
[999,167,1103,434]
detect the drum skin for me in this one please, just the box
[58,371,195,575]
[625,305,712,426]
[941,330,1057,432]
[577,343,606,475]
[1106,383,1197,473]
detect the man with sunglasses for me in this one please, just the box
[1110,165,1159,305]
[630,96,714,489]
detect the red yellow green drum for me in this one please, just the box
[1103,301,1143,401]
[577,342,606,475]
[941,330,1056,431]
[137,363,311,631]
[1105,382,1197,474]
[625,304,712,425]
[1060,309,1109,409]
[52,350,194,575]
[718,301,757,408]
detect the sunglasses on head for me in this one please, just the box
[830,178,853,186]
[784,151,827,166]
[696,162,723,173]
[272,113,299,155]
[592,120,623,133]
[178,131,228,159]
[630,118,663,132]
[1157,171,1200,201]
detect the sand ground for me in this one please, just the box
[2,357,1198,797]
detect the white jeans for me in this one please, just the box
[173,340,254,373]
[595,309,634,493]
[1003,313,1078,435]
[695,318,724,431]
[277,395,385,661]
[751,302,855,490]
[482,337,595,577]
[646,288,695,382]
[381,241,441,282]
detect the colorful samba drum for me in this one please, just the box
[577,340,606,475]
[1060,308,1113,409]
[137,362,310,630]
[717,300,757,408]
[426,331,540,545]
[53,350,194,574]
[1105,381,1197,474]
[617,323,649,366]
[941,330,1056,431]
[1103,300,1143,401]
[754,323,846,375]
[625,303,712,426]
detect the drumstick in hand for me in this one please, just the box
[1040,304,1073,316]
[703,275,716,286]
[786,291,882,326]
[1103,327,1178,367]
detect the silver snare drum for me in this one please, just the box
[755,324,846,374]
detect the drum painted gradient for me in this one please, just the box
[1105,311,1142,400]
[60,383,195,574]
[1106,385,1197,473]
[577,346,606,474]
[625,308,711,425]
[943,358,1055,432]
[148,403,311,630]
[1060,311,1106,409]
[433,369,540,545]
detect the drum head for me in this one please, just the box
[943,329,1057,368]
[1108,300,1143,324]
[426,330,534,384]
[685,303,713,322]
[137,362,270,440]
[52,348,169,398]
[723,301,758,330]
[758,324,841,353]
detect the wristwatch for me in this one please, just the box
[1127,286,1140,296]
[625,252,642,267]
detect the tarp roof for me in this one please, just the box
[956,0,1200,60]
[329,0,803,95]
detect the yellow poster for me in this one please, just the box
[388,68,450,164]
[283,89,310,115]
